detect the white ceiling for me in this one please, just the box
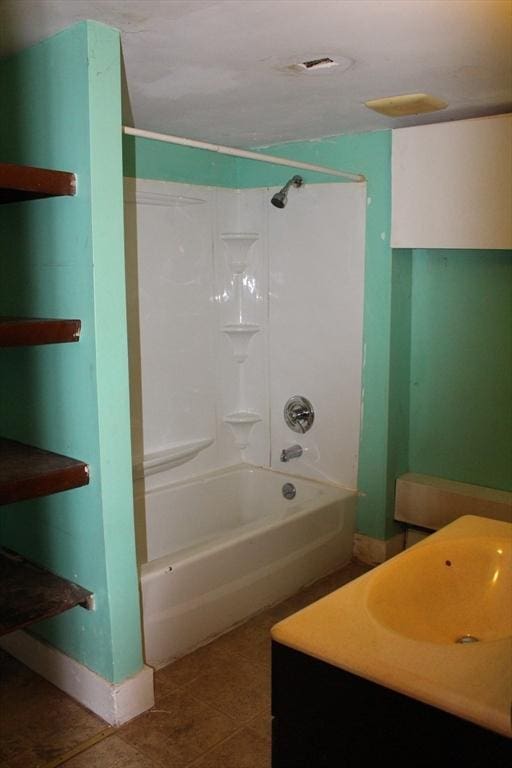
[1,0,511,147]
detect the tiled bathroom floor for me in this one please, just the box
[0,561,369,768]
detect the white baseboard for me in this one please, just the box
[0,631,154,726]
[353,531,405,565]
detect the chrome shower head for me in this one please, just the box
[271,175,304,208]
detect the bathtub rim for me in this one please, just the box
[135,460,360,500]
[139,464,358,576]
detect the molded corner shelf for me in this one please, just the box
[133,437,214,478]
[0,317,81,346]
[221,233,259,274]
[222,324,260,363]
[223,411,262,449]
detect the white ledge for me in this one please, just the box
[123,179,207,207]
[133,438,214,478]
[223,411,262,424]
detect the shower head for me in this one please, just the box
[271,175,304,208]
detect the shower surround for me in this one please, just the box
[124,177,366,665]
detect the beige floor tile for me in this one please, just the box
[153,641,231,703]
[0,661,103,765]
[119,688,238,766]
[0,562,366,768]
[63,734,160,768]
[180,651,270,724]
[209,620,271,668]
[246,710,272,743]
[190,727,270,768]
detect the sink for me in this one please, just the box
[272,516,512,737]
[366,535,512,644]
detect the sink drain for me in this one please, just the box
[455,634,480,644]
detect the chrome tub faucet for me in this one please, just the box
[280,444,303,462]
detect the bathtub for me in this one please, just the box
[138,464,356,668]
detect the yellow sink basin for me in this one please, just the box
[366,535,512,644]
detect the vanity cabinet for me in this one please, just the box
[391,114,512,249]
[272,641,512,767]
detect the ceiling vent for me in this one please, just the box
[286,56,353,74]
[301,57,337,70]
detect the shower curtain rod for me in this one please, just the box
[122,126,365,183]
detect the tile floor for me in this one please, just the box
[0,561,369,768]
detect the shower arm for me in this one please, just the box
[122,126,366,183]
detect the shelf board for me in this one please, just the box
[0,162,76,204]
[0,549,92,636]
[0,438,89,505]
[0,317,81,347]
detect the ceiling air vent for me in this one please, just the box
[286,56,353,74]
[302,57,336,70]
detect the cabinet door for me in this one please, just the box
[391,114,512,249]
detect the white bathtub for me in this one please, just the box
[137,464,356,668]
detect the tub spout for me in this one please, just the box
[280,444,303,462]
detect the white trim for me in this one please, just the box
[123,126,365,183]
[123,178,207,207]
[0,631,154,725]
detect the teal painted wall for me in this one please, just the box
[0,22,143,683]
[408,249,512,491]
[123,135,237,187]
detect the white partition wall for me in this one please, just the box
[124,178,366,491]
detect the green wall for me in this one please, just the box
[408,249,512,491]
[0,22,143,683]
[123,134,237,186]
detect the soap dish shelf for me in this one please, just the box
[221,233,259,275]
[223,412,262,449]
[133,437,214,478]
[222,324,260,363]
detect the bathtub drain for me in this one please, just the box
[282,483,296,500]
[455,635,479,644]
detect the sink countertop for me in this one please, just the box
[271,515,512,738]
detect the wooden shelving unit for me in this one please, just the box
[0,438,89,505]
[0,161,76,204]
[0,550,92,636]
[0,317,81,346]
[0,161,92,631]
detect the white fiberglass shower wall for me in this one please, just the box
[125,177,366,492]
[125,176,366,662]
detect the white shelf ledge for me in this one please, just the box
[133,438,214,479]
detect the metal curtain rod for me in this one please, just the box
[122,126,365,183]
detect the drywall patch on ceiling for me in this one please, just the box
[365,93,448,118]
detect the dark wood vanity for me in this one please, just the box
[271,640,512,767]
